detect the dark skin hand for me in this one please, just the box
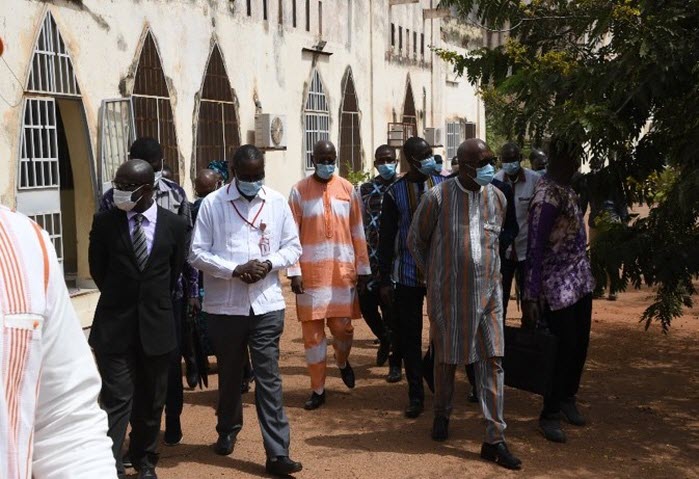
[234,259,271,283]
[290,276,304,294]
[379,283,394,305]
[521,299,542,329]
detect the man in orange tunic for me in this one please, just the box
[288,140,372,410]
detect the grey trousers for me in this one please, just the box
[207,310,290,458]
[434,357,507,444]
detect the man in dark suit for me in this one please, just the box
[89,159,188,479]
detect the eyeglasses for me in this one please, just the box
[112,181,150,191]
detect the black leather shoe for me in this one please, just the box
[560,399,586,426]
[241,375,254,394]
[304,391,326,410]
[431,416,449,442]
[467,387,479,404]
[386,365,402,383]
[214,432,236,456]
[164,419,182,446]
[339,362,355,389]
[265,456,303,477]
[185,361,199,389]
[480,442,522,470]
[376,340,390,367]
[137,467,158,479]
[404,400,424,419]
[539,416,567,443]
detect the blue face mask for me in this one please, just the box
[502,161,521,176]
[237,178,264,197]
[315,163,336,180]
[467,163,496,186]
[417,156,437,175]
[434,162,443,173]
[377,163,397,180]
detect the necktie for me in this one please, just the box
[132,214,149,271]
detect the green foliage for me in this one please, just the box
[438,0,699,331]
[344,162,371,187]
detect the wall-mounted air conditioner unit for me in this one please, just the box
[424,127,443,146]
[255,114,288,149]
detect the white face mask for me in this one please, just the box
[113,186,145,212]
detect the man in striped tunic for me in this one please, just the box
[408,139,522,470]
[288,140,372,410]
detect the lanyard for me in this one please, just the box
[230,199,266,230]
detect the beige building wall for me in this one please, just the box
[0,0,485,327]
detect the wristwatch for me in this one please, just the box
[263,260,273,272]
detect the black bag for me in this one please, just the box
[503,325,558,396]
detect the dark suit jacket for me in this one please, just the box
[88,206,188,356]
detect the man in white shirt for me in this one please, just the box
[494,142,541,319]
[190,145,303,477]
[0,205,116,478]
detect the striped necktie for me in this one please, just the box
[132,214,149,271]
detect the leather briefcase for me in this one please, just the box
[503,325,558,396]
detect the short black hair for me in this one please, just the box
[129,137,162,165]
[403,136,429,158]
[232,144,264,168]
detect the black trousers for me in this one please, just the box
[395,284,426,403]
[358,287,401,367]
[96,348,170,474]
[165,299,184,433]
[501,258,527,320]
[542,294,593,417]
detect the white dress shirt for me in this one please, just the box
[0,206,116,479]
[189,184,302,316]
[494,167,541,261]
[126,201,158,255]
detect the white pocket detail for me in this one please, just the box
[4,313,45,332]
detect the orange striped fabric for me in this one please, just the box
[288,175,371,321]
[0,206,49,479]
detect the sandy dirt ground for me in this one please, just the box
[139,282,698,479]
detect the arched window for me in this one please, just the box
[195,44,240,172]
[18,12,95,286]
[339,69,361,177]
[132,31,180,182]
[400,77,418,170]
[303,69,330,169]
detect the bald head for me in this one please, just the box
[313,140,336,158]
[312,140,337,168]
[530,148,548,171]
[500,142,522,162]
[195,169,220,198]
[457,138,489,165]
[113,159,155,212]
[116,159,155,185]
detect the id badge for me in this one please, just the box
[259,222,270,256]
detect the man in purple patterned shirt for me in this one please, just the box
[523,138,594,444]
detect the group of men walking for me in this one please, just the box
[0,128,597,478]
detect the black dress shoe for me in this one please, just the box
[304,391,326,410]
[185,361,199,389]
[480,441,522,470]
[339,362,355,389]
[164,419,183,446]
[386,365,402,383]
[431,416,449,442]
[376,340,390,367]
[539,416,567,443]
[560,399,586,426]
[214,432,236,456]
[265,456,303,477]
[137,467,158,479]
[404,400,424,419]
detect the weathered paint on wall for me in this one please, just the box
[0,0,485,327]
